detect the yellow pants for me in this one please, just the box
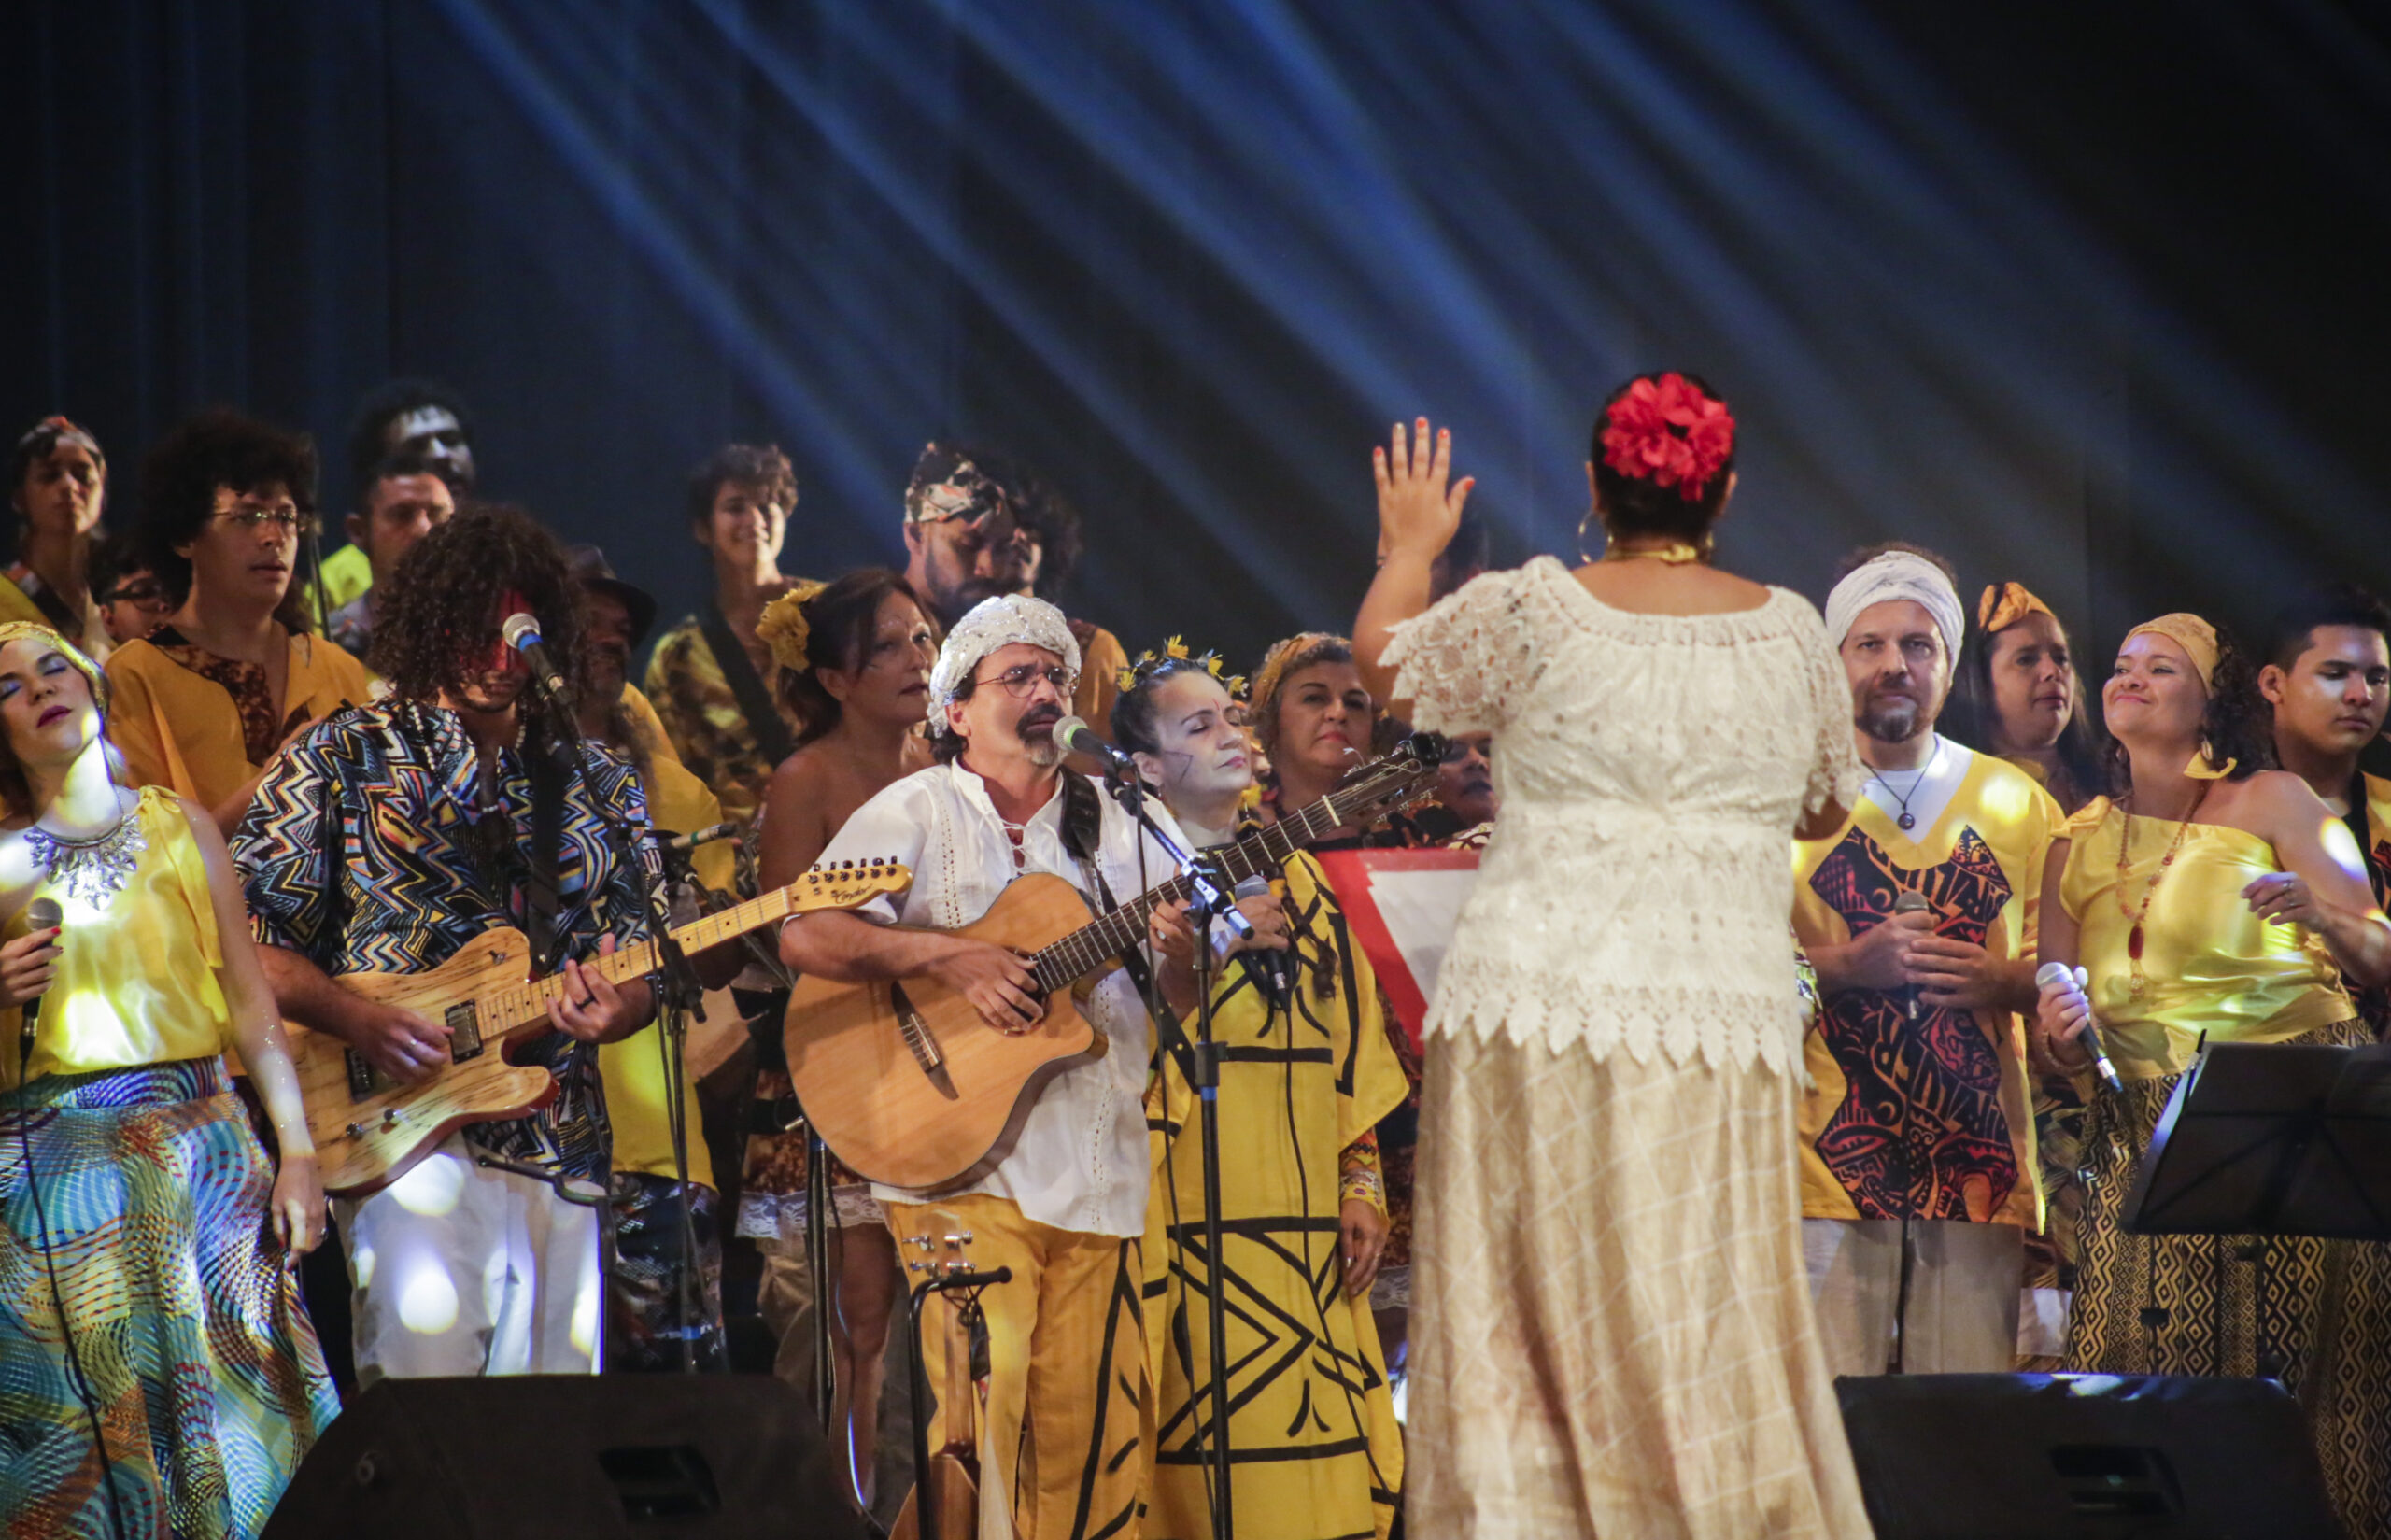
[885,1194,1151,1540]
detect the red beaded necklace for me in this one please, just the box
[2114,784,2210,998]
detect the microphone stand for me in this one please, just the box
[1096,762,1242,1540]
[528,675,712,1374]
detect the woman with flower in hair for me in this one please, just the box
[1353,379,1871,1536]
[743,568,937,1512]
[2036,614,2391,1536]
[0,619,335,1537]
[1116,643,1408,1538]
[5,417,117,661]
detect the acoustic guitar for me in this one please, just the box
[289,858,909,1194]
[784,739,1442,1194]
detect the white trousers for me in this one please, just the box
[1802,1216,2023,1378]
[334,1134,604,1381]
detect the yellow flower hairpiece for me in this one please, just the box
[756,579,828,674]
[1119,638,1247,699]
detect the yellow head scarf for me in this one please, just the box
[0,620,108,714]
[2122,612,2231,778]
[1977,581,2056,636]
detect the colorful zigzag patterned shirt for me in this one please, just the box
[233,699,654,1181]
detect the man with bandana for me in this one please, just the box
[781,594,1219,1539]
[1790,544,2063,1377]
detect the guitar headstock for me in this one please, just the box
[1325,732,1448,827]
[904,1218,980,1283]
[793,857,913,912]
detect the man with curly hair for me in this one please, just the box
[106,409,375,835]
[234,503,658,1379]
[642,443,812,828]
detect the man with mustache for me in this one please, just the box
[105,411,375,836]
[236,505,657,1380]
[1790,544,2062,1376]
[2259,583,2391,1038]
[643,443,812,829]
[780,593,1200,1539]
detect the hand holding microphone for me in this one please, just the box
[1890,889,1932,1021]
[7,898,63,1071]
[2034,960,2122,1092]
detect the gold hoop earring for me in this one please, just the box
[1577,507,1603,564]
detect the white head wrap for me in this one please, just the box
[926,594,1082,729]
[1825,551,1965,663]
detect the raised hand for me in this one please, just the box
[1373,417,1475,565]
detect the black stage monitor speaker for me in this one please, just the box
[262,1373,868,1540]
[1835,1373,2341,1539]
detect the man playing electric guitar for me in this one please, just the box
[781,594,1287,1540]
[234,506,658,1379]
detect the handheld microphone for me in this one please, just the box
[1231,874,1294,1011]
[1890,889,1931,1022]
[501,613,572,701]
[2036,960,2123,1093]
[19,897,60,1069]
[662,822,736,855]
[1053,714,1133,771]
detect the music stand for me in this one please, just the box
[2126,1040,2391,1242]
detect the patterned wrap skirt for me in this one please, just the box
[0,1057,338,1540]
[2068,1018,2391,1540]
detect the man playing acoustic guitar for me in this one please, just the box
[234,506,658,1379]
[782,593,1286,1540]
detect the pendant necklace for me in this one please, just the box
[1867,735,1942,832]
[24,791,146,910]
[2114,785,2209,998]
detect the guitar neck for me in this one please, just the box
[1026,782,1391,994]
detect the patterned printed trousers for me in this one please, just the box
[884,1194,1151,1540]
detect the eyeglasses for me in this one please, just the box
[102,583,169,610]
[972,663,1076,698]
[211,502,319,535]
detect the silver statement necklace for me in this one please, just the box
[1866,733,1943,832]
[25,794,146,908]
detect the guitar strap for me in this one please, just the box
[700,601,796,769]
[521,734,571,975]
[1059,772,1193,1078]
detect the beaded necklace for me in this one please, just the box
[2114,784,2210,998]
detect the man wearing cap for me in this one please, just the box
[1790,543,2063,1376]
[781,594,1246,1538]
[575,544,743,1370]
[325,446,456,663]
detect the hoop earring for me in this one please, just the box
[1577,507,1603,564]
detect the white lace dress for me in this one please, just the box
[1384,556,1874,1539]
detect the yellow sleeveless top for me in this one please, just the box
[0,786,232,1089]
[2060,796,2350,1081]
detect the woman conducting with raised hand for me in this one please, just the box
[0,619,335,1539]
[2035,613,2391,1537]
[1114,643,1408,1540]
[743,568,938,1515]
[1354,378,1872,1538]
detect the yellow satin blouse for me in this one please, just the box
[2061,797,2351,1081]
[1,786,232,1090]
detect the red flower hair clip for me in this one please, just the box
[1598,374,1735,502]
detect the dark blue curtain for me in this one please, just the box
[6,0,2388,668]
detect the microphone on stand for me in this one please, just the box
[19,897,61,1071]
[1054,714,1135,775]
[1231,874,1293,1011]
[2036,961,2123,1093]
[501,613,572,702]
[662,822,736,856]
[1891,889,1931,1022]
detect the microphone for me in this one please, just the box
[1053,714,1134,772]
[19,897,60,1070]
[2036,960,2123,1093]
[662,822,736,855]
[1231,874,1294,1011]
[501,613,571,701]
[1891,889,1931,1022]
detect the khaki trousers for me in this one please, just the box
[885,1193,1151,1540]
[1803,1216,2024,1378]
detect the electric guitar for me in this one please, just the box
[783,738,1443,1193]
[289,858,910,1194]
